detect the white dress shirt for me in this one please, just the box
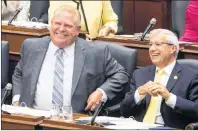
[134,60,177,125]
[13,41,107,110]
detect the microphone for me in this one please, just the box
[8,7,23,25]
[1,83,12,106]
[4,0,7,7]
[90,99,106,126]
[140,18,157,41]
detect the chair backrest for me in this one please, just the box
[178,59,198,70]
[29,0,49,24]
[91,40,137,106]
[171,0,189,38]
[1,41,9,89]
[110,0,124,34]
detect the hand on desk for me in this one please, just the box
[85,89,103,111]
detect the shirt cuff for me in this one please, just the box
[12,95,20,104]
[97,88,108,102]
[165,93,177,109]
[134,89,145,104]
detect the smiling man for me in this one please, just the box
[120,29,198,129]
[12,5,128,114]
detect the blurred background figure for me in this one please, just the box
[2,0,30,21]
[48,1,118,39]
[2,0,49,24]
[180,0,198,42]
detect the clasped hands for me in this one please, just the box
[138,81,170,100]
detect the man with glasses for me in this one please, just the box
[120,29,198,129]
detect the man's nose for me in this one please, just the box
[59,25,65,31]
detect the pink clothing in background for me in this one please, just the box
[180,1,198,42]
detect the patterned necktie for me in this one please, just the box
[52,48,65,106]
[143,69,165,124]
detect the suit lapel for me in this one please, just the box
[30,36,51,95]
[71,38,86,97]
[166,62,181,92]
[145,65,156,109]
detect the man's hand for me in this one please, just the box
[138,81,153,97]
[148,82,170,100]
[98,26,113,37]
[85,89,103,111]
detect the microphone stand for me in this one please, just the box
[79,0,90,35]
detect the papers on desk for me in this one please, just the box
[2,20,49,30]
[2,104,51,118]
[76,116,161,129]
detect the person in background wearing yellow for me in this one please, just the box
[48,1,118,39]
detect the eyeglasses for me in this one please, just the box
[149,42,173,48]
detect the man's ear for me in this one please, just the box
[171,45,177,55]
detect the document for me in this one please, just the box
[76,116,161,129]
[2,104,50,118]
[2,20,49,29]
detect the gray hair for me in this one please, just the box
[150,29,179,56]
[52,5,81,27]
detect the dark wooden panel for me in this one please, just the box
[122,0,171,34]
[123,1,134,34]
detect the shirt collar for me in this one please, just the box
[156,60,176,77]
[49,41,75,57]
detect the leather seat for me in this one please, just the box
[29,0,49,24]
[92,40,137,116]
[110,0,124,34]
[1,41,9,89]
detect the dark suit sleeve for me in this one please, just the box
[99,46,129,100]
[120,71,146,117]
[174,72,198,120]
[12,41,25,96]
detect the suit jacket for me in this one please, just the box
[12,36,128,113]
[48,1,118,39]
[120,63,198,129]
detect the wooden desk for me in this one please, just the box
[2,25,50,55]
[2,24,88,56]
[180,44,198,60]
[96,36,198,67]
[40,113,108,130]
[96,36,152,67]
[1,113,44,130]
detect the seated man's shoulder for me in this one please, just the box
[134,65,154,74]
[23,36,50,46]
[180,64,198,78]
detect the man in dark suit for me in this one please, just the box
[120,29,198,129]
[12,5,128,113]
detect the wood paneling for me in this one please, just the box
[122,0,171,34]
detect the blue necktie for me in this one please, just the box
[52,48,65,106]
